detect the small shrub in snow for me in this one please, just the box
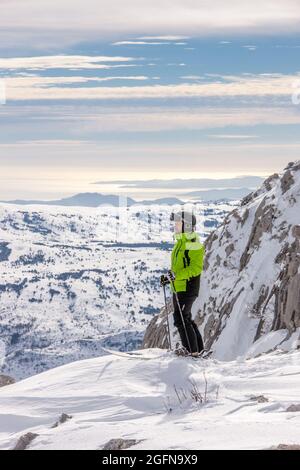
[173,372,211,408]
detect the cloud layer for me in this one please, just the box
[0,55,137,70]
[4,72,300,101]
[1,1,300,199]
[1,1,300,48]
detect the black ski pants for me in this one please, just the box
[173,292,204,353]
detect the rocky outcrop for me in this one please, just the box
[286,404,300,412]
[51,413,72,428]
[239,198,275,271]
[142,161,300,359]
[102,439,142,450]
[249,395,269,403]
[273,225,300,331]
[13,432,38,450]
[0,374,15,387]
[269,444,300,450]
[196,161,300,359]
[142,301,172,349]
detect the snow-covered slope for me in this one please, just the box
[196,161,300,360]
[0,201,234,379]
[0,349,299,450]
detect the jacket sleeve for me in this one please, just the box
[175,245,205,281]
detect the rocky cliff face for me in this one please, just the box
[142,300,171,350]
[0,375,15,387]
[142,161,300,359]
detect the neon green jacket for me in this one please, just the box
[171,232,205,293]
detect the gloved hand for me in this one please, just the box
[160,275,170,286]
[167,270,176,282]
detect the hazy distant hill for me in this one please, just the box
[2,193,136,207]
[184,187,252,200]
[93,176,264,189]
[2,190,251,207]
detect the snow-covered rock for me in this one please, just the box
[0,348,299,450]
[197,160,300,360]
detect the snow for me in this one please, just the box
[280,329,300,351]
[0,340,6,367]
[245,330,290,358]
[0,200,234,379]
[0,349,299,450]
[0,166,299,450]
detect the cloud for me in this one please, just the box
[4,72,300,101]
[112,41,178,45]
[1,139,300,179]
[3,104,300,134]
[0,80,5,104]
[65,106,300,132]
[275,44,300,49]
[90,76,149,82]
[1,1,300,50]
[180,75,205,80]
[209,134,259,139]
[0,55,138,70]
[243,45,257,51]
[137,36,190,40]
[0,139,89,148]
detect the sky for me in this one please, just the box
[0,0,300,199]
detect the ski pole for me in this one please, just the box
[163,283,172,351]
[168,275,192,353]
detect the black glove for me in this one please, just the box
[168,270,176,282]
[160,275,170,286]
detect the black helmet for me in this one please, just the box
[170,210,196,232]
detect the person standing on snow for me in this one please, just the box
[161,211,205,355]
